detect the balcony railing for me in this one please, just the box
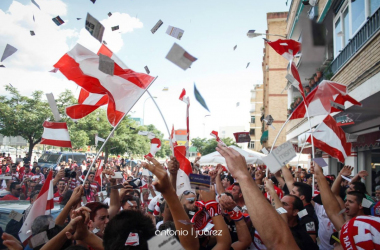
[325,7,380,76]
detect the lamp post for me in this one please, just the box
[143,96,157,125]
[247,30,287,39]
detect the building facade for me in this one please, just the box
[249,84,264,151]
[261,12,289,150]
[219,125,248,150]
[286,0,380,194]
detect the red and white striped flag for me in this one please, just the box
[306,115,351,163]
[40,121,72,148]
[179,89,190,156]
[19,171,54,243]
[170,125,178,151]
[144,138,162,159]
[54,44,155,126]
[290,80,361,120]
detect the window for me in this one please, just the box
[251,116,256,123]
[333,0,375,57]
[249,141,255,149]
[250,129,255,136]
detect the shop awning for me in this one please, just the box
[260,130,268,145]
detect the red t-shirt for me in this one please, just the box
[264,185,284,201]
[0,194,18,200]
[54,191,63,203]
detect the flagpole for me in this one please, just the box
[82,76,159,185]
[303,101,316,195]
[147,90,174,156]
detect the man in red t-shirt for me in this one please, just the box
[0,182,21,200]
[54,179,67,203]
[21,165,34,181]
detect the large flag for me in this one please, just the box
[179,89,190,156]
[66,88,108,121]
[290,81,361,120]
[19,171,54,243]
[40,121,72,148]
[306,115,351,163]
[173,145,193,196]
[54,44,155,126]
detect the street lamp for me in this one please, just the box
[247,30,287,39]
[143,96,157,125]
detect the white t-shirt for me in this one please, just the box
[314,203,334,250]
[252,230,267,250]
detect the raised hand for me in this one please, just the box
[1,232,23,250]
[357,170,368,178]
[216,164,224,175]
[142,156,174,195]
[68,185,84,206]
[219,194,236,211]
[216,143,248,180]
[340,166,353,176]
[264,177,275,192]
[199,185,216,202]
[167,156,179,176]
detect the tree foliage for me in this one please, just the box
[191,137,239,155]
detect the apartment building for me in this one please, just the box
[286,0,380,194]
[249,84,263,152]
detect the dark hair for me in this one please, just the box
[293,182,312,203]
[30,190,40,203]
[64,245,88,250]
[158,221,179,241]
[133,189,141,198]
[103,210,155,250]
[121,195,141,210]
[286,194,304,212]
[10,182,20,191]
[222,175,234,185]
[159,200,166,215]
[351,182,367,194]
[83,170,88,176]
[85,202,109,221]
[347,191,365,204]
[305,174,312,180]
[270,176,279,186]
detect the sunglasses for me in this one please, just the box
[180,190,195,201]
[186,197,195,202]
[329,232,340,245]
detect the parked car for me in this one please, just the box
[38,152,87,169]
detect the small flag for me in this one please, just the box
[144,66,150,74]
[151,19,163,34]
[52,16,65,26]
[30,31,35,36]
[40,121,72,148]
[108,12,112,17]
[233,45,237,50]
[194,83,209,112]
[246,62,250,68]
[111,25,119,31]
[1,44,17,62]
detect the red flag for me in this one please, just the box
[179,89,190,155]
[19,171,54,243]
[290,80,361,120]
[54,44,155,126]
[210,130,226,146]
[174,146,192,176]
[144,138,162,159]
[94,163,103,186]
[40,121,72,148]
[306,115,351,163]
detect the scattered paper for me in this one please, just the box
[194,83,209,112]
[162,87,169,91]
[8,210,23,222]
[77,18,82,20]
[144,66,150,74]
[85,13,105,43]
[108,12,112,17]
[90,0,96,3]
[233,132,251,143]
[0,175,12,180]
[98,53,115,75]
[285,73,296,84]
[313,158,327,167]
[52,16,64,26]
[264,115,274,125]
[261,147,269,155]
[338,208,346,215]
[276,207,287,214]
[1,44,18,62]
[125,232,139,246]
[189,173,210,190]
[166,25,184,40]
[151,19,163,34]
[148,233,184,250]
[46,93,61,122]
[31,0,41,10]
[29,231,48,248]
[330,100,345,111]
[246,62,250,68]
[233,45,237,50]
[49,68,58,73]
[33,15,35,22]
[236,102,239,107]
[111,25,119,31]
[346,134,359,143]
[298,209,308,218]
[0,65,5,68]
[262,141,296,173]
[166,43,197,70]
[30,31,35,36]
[361,198,372,208]
[341,175,352,182]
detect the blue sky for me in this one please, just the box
[0,0,289,139]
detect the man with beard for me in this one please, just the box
[179,190,197,219]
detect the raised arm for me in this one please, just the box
[104,170,121,220]
[216,144,299,250]
[274,171,285,190]
[331,166,353,196]
[143,157,199,250]
[311,162,345,230]
[281,166,294,193]
[264,177,287,223]
[215,165,225,195]
[55,185,83,226]
[167,156,179,190]
[351,170,368,184]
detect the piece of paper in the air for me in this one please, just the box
[261,147,269,155]
[166,25,184,40]
[98,53,114,75]
[341,175,352,182]
[236,102,239,107]
[233,45,237,50]
[0,65,5,68]
[194,83,210,112]
[285,73,296,84]
[85,13,105,43]
[111,25,119,31]
[246,62,250,68]
[30,31,35,36]
[166,43,197,70]
[264,115,274,125]
[31,0,40,10]
[148,233,184,250]
[298,209,308,218]
[90,0,96,3]
[49,68,58,73]
[111,172,123,179]
[108,12,112,17]
[77,18,82,20]
[1,44,18,62]
[8,210,23,222]
[52,16,64,26]
[33,15,35,22]
[151,20,163,34]
[29,231,49,248]
[313,158,327,167]
[276,207,287,214]
[144,66,150,74]
[362,198,372,208]
[46,93,61,122]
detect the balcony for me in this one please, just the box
[325,7,380,77]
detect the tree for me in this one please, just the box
[191,137,239,155]
[191,137,207,154]
[0,86,52,158]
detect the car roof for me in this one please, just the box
[0,200,63,214]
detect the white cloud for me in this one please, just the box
[76,12,143,53]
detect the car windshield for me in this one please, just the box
[38,154,60,163]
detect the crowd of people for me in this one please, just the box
[0,145,379,250]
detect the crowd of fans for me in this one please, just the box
[0,145,379,250]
